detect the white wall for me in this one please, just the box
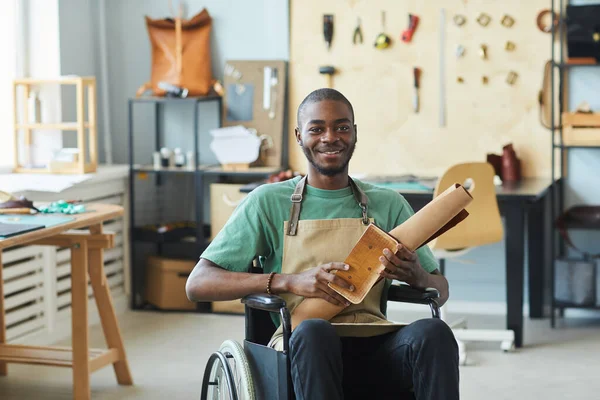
[0,1,17,168]
[101,0,290,165]
[58,0,99,156]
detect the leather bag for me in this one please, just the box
[137,7,215,97]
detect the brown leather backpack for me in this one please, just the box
[137,8,215,97]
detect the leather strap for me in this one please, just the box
[538,60,555,130]
[286,176,307,236]
[286,176,369,236]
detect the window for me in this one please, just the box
[0,0,17,168]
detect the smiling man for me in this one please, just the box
[186,88,459,400]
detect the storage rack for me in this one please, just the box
[127,95,284,309]
[550,0,600,326]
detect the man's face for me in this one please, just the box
[295,99,357,177]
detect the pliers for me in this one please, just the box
[353,17,363,44]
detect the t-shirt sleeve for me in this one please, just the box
[200,194,272,272]
[392,194,440,273]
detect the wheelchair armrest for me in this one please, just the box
[241,293,287,313]
[388,283,439,305]
[242,293,292,354]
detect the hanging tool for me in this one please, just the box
[319,66,336,88]
[413,67,421,113]
[323,15,334,50]
[353,17,363,44]
[401,14,420,43]
[439,8,446,127]
[374,11,391,49]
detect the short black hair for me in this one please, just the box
[296,88,355,128]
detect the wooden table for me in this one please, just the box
[0,204,133,399]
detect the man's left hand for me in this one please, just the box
[378,243,429,289]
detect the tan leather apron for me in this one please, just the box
[268,177,407,351]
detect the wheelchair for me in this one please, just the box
[200,267,440,400]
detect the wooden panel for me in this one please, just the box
[4,273,43,296]
[5,302,44,327]
[2,257,43,281]
[4,287,44,310]
[2,246,44,264]
[6,318,45,342]
[289,0,554,178]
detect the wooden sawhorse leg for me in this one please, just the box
[38,227,133,400]
[71,240,91,399]
[87,224,133,385]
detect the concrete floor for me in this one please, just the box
[1,308,599,399]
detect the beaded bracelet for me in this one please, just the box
[266,272,276,295]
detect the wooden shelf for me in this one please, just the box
[13,76,96,85]
[0,344,119,371]
[562,112,600,128]
[132,164,281,176]
[13,76,98,174]
[15,123,91,130]
[13,164,97,174]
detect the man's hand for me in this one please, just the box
[378,243,429,289]
[285,262,354,307]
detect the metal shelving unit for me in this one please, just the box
[127,94,284,309]
[550,0,600,326]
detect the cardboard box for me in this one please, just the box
[212,300,245,315]
[210,183,248,240]
[145,256,196,310]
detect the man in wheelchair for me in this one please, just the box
[186,88,460,399]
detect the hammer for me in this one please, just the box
[319,66,336,88]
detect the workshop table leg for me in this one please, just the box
[0,252,6,376]
[71,240,91,400]
[88,224,133,385]
[505,204,525,348]
[527,200,544,319]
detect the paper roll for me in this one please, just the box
[290,183,473,330]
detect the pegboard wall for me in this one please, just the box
[288,0,555,178]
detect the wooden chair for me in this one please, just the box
[428,162,515,365]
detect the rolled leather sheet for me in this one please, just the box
[290,183,473,330]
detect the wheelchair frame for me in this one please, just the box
[201,272,440,400]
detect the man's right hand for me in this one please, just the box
[284,262,354,307]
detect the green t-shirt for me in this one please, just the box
[202,176,439,276]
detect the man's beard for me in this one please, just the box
[301,141,356,177]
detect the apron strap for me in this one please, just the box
[287,176,307,236]
[287,176,370,236]
[348,178,369,225]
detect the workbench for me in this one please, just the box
[0,204,133,400]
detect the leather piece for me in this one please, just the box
[0,197,39,212]
[144,9,214,96]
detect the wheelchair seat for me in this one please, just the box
[200,268,440,400]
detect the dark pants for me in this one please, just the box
[289,318,459,400]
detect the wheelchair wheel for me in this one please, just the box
[201,340,255,400]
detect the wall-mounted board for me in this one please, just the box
[289,0,556,178]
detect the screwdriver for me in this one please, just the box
[413,67,421,113]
